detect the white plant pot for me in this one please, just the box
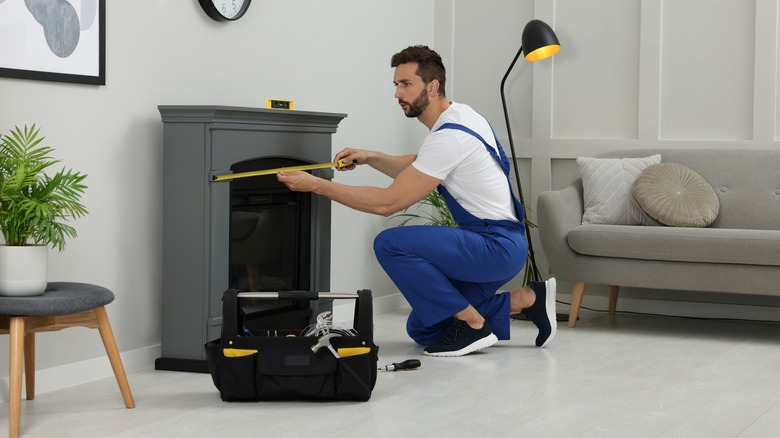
[0,245,48,297]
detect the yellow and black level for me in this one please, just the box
[266,99,294,110]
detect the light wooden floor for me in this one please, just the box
[4,306,780,438]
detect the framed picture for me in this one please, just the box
[0,0,105,85]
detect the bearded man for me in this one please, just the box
[277,45,556,357]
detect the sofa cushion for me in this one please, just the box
[596,149,780,230]
[633,163,719,227]
[567,225,780,266]
[577,155,661,226]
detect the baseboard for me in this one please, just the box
[0,344,160,404]
[558,293,780,323]
[332,290,780,325]
[332,291,410,323]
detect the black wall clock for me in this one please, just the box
[199,0,252,21]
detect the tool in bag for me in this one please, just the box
[205,289,379,401]
[300,311,358,338]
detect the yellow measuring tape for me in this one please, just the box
[212,159,353,182]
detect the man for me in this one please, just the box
[277,45,556,357]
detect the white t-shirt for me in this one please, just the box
[411,102,518,222]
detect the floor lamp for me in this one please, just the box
[500,19,560,285]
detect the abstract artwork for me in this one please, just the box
[0,0,105,85]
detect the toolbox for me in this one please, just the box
[205,289,379,401]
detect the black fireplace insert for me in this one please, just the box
[229,157,314,330]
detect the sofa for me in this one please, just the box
[536,148,780,327]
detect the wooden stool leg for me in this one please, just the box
[24,331,35,400]
[568,282,586,328]
[94,306,135,408]
[9,316,25,438]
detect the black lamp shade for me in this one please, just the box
[522,19,561,62]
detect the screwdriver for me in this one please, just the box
[378,359,421,371]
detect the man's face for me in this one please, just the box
[393,63,430,118]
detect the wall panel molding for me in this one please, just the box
[659,0,756,140]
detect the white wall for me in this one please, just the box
[0,0,434,390]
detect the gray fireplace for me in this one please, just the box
[156,106,347,372]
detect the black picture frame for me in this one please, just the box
[0,0,106,86]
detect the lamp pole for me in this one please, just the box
[500,19,560,287]
[500,46,541,284]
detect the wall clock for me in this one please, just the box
[199,0,252,21]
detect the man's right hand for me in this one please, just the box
[334,148,416,179]
[334,148,371,171]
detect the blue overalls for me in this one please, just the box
[373,123,528,345]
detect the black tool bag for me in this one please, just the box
[205,289,379,401]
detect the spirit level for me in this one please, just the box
[266,99,294,110]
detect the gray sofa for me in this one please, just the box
[537,149,780,327]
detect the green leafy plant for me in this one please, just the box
[0,125,88,251]
[389,190,456,227]
[390,190,540,286]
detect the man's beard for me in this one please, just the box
[401,88,429,118]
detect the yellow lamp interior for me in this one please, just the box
[525,44,561,62]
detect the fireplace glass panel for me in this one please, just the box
[229,157,315,330]
[229,157,312,293]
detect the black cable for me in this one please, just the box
[552,299,780,325]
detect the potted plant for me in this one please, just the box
[0,125,88,296]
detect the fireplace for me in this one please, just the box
[156,106,347,372]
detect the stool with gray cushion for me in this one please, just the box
[0,282,135,438]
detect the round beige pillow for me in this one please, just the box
[633,163,719,227]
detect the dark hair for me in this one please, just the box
[390,45,446,97]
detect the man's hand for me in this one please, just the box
[335,148,416,178]
[334,148,371,171]
[277,163,439,216]
[277,170,322,193]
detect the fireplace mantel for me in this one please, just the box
[158,105,347,129]
[156,105,347,372]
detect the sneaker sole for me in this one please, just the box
[539,277,557,348]
[423,333,498,357]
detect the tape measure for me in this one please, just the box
[212,159,353,182]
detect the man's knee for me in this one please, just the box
[373,228,401,260]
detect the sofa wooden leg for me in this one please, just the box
[608,285,619,315]
[569,282,586,327]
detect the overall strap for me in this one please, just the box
[436,123,511,177]
[434,122,525,224]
